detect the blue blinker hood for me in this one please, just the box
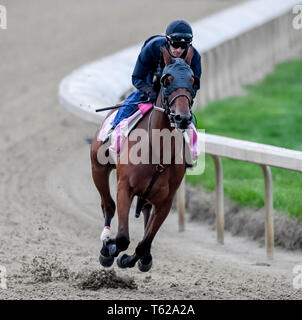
[161,58,197,100]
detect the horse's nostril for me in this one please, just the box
[174,114,182,122]
[174,114,192,124]
[174,113,192,129]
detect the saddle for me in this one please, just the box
[98,103,153,153]
[97,103,200,166]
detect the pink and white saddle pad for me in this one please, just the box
[97,103,200,160]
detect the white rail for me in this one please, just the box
[177,134,302,259]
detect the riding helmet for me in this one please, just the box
[165,20,193,44]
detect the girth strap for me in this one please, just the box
[135,164,167,218]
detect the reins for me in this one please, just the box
[135,92,189,218]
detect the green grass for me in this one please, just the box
[186,56,302,219]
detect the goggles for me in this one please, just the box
[167,34,192,49]
[169,40,190,49]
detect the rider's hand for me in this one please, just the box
[147,90,157,102]
[143,85,157,102]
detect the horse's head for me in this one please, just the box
[159,46,199,129]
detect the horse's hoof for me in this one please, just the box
[116,254,129,269]
[138,258,152,272]
[99,254,114,267]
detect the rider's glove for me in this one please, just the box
[142,85,157,102]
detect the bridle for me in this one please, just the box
[165,92,192,109]
[160,91,192,126]
[153,57,196,126]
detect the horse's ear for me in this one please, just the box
[161,46,172,66]
[184,46,194,66]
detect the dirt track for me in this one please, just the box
[1,0,302,300]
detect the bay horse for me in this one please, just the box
[90,46,198,272]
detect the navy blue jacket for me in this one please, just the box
[132,35,202,92]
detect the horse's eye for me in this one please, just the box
[164,78,171,87]
[161,75,173,87]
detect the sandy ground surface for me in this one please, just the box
[1,0,302,300]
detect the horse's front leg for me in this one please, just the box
[117,197,173,271]
[112,180,133,255]
[91,139,117,267]
[137,203,153,271]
